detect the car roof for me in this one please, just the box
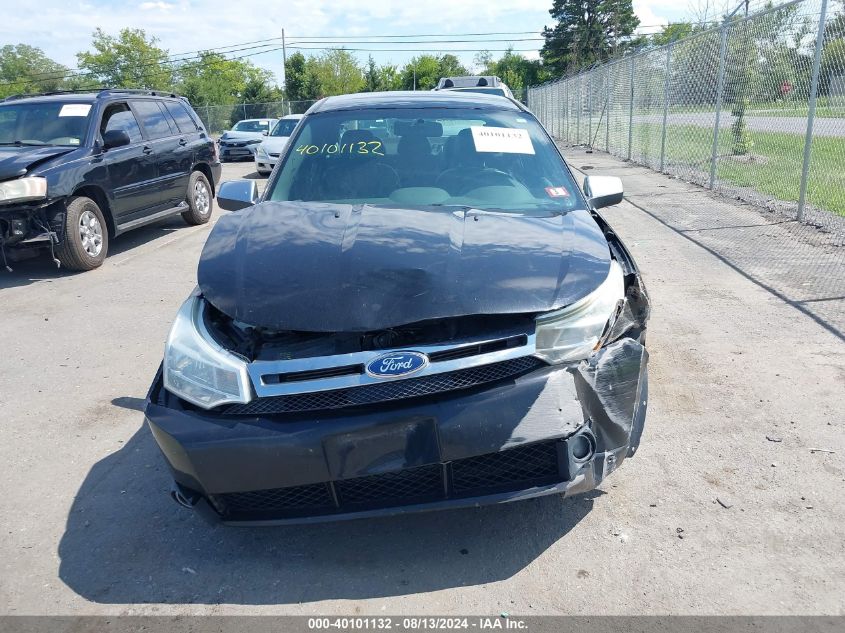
[1,92,186,106]
[237,118,277,122]
[0,93,99,105]
[308,90,525,114]
[281,114,304,119]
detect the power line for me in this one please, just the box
[287,38,545,44]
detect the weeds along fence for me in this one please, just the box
[528,0,845,232]
[194,101,317,135]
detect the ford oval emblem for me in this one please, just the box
[365,351,429,379]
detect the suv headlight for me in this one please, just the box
[245,138,262,145]
[256,145,268,158]
[163,293,252,409]
[534,260,625,364]
[0,177,47,205]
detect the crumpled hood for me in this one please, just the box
[0,146,74,181]
[220,131,264,142]
[198,201,611,332]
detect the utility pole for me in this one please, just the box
[281,28,287,91]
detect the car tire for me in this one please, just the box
[182,171,214,226]
[54,196,109,271]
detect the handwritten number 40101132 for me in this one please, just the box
[295,141,385,156]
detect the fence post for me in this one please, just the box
[576,77,582,145]
[660,44,673,172]
[605,68,611,151]
[588,73,593,148]
[564,81,569,142]
[627,57,635,160]
[709,22,729,189]
[798,0,829,222]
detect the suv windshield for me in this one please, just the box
[268,107,582,213]
[453,88,507,96]
[0,101,92,146]
[232,120,271,133]
[270,119,299,137]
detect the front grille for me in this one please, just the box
[214,440,563,521]
[220,481,333,513]
[336,464,443,505]
[223,356,545,416]
[452,441,560,492]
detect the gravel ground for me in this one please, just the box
[0,157,843,615]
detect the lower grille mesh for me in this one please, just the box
[223,356,545,416]
[215,440,563,520]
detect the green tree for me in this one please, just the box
[399,54,468,90]
[76,28,173,89]
[377,64,403,91]
[285,51,320,102]
[650,22,695,46]
[308,49,365,96]
[364,55,380,91]
[541,0,640,74]
[0,44,68,97]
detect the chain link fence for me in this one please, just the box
[193,101,317,135]
[529,0,845,236]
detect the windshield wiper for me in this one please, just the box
[0,140,46,146]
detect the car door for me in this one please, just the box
[97,102,160,223]
[130,99,186,209]
[160,100,201,204]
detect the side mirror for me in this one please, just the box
[262,130,269,136]
[217,179,259,211]
[584,175,624,209]
[102,129,131,150]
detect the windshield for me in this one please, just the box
[268,107,583,213]
[270,119,300,137]
[232,120,271,133]
[453,87,507,96]
[0,101,92,146]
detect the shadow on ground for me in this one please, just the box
[58,424,597,605]
[0,216,203,291]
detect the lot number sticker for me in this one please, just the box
[58,104,92,117]
[470,126,535,155]
[295,141,385,156]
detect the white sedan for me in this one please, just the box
[255,114,304,176]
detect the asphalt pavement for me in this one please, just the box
[0,158,842,615]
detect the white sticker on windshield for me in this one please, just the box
[58,104,91,117]
[470,126,535,155]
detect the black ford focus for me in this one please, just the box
[145,91,650,525]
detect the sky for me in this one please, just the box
[1,0,704,86]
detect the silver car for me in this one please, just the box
[218,118,278,161]
[255,114,303,176]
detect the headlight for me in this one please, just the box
[0,177,47,205]
[534,261,625,364]
[256,146,268,158]
[163,293,252,409]
[245,138,262,145]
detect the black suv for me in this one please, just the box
[0,89,222,271]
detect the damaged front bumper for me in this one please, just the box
[144,333,648,526]
[0,201,62,266]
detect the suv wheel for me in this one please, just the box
[55,196,109,271]
[182,171,213,225]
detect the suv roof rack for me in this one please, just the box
[96,88,180,98]
[1,88,180,103]
[437,76,502,89]
[2,88,111,102]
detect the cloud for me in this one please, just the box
[139,1,174,10]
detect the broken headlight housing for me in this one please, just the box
[534,260,624,364]
[0,177,47,205]
[163,292,252,409]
